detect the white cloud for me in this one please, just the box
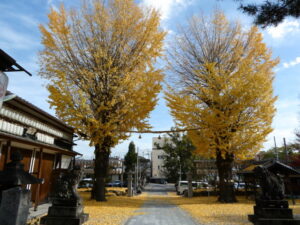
[276,99,299,109]
[0,22,40,50]
[2,11,39,28]
[141,0,192,21]
[263,99,299,150]
[283,57,300,69]
[47,0,59,11]
[16,14,39,28]
[264,129,296,150]
[73,140,94,159]
[267,19,300,39]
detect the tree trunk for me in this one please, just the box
[91,141,111,201]
[216,151,237,203]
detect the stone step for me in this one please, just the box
[249,215,300,225]
[254,206,293,219]
[40,213,88,225]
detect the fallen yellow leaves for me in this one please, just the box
[27,216,44,225]
[168,195,300,225]
[106,187,128,196]
[106,187,127,192]
[289,200,300,214]
[79,190,146,225]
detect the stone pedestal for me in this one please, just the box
[249,200,300,225]
[40,199,88,225]
[0,187,31,225]
[40,166,88,225]
[127,172,133,197]
[187,172,193,198]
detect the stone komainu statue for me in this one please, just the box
[51,165,83,203]
[254,165,284,200]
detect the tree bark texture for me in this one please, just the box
[216,151,237,203]
[92,140,111,201]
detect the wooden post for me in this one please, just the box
[274,136,278,161]
[0,141,3,170]
[59,154,62,171]
[34,147,43,211]
[4,140,11,164]
[0,141,2,158]
[187,172,193,198]
[121,160,124,185]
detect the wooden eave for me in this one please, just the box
[0,131,81,156]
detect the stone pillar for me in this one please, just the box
[127,171,133,197]
[0,187,31,225]
[0,151,43,225]
[187,172,193,198]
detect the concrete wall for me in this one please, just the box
[151,136,171,179]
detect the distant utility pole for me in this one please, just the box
[137,148,139,185]
[121,158,124,184]
[178,156,182,182]
[283,137,288,164]
[135,147,139,192]
[274,136,279,161]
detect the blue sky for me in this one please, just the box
[1,0,299,159]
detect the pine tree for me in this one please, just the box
[239,0,300,27]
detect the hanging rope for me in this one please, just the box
[127,127,203,134]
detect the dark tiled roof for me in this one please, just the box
[239,160,300,175]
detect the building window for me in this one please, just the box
[158,165,160,169]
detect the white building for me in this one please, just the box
[151,136,171,179]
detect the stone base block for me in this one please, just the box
[0,187,31,225]
[48,205,83,217]
[249,215,300,225]
[51,199,80,207]
[256,200,289,208]
[254,206,293,219]
[40,213,88,225]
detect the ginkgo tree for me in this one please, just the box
[39,0,165,201]
[166,11,278,202]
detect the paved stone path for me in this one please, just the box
[124,183,200,225]
[28,203,51,220]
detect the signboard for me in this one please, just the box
[0,71,8,109]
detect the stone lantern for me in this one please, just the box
[0,151,43,225]
[127,171,133,197]
[186,171,193,198]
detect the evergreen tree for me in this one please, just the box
[124,141,137,173]
[239,0,300,27]
[160,132,195,182]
